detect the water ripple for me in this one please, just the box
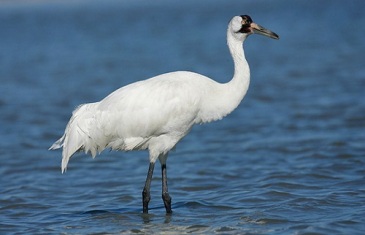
[1,0,365,234]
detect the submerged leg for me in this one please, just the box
[161,163,172,214]
[142,162,155,213]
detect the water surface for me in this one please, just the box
[0,0,364,234]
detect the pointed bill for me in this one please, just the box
[251,23,279,40]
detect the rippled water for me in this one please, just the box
[1,0,364,234]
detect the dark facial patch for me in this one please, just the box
[238,15,253,34]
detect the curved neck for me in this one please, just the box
[220,32,250,117]
[227,32,250,88]
[197,31,250,123]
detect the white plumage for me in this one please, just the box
[50,15,278,214]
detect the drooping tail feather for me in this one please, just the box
[49,103,97,173]
[49,133,80,173]
[49,134,65,150]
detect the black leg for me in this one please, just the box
[142,162,155,213]
[161,163,172,214]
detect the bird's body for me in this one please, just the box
[51,69,248,170]
[50,15,278,214]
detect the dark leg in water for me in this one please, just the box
[161,163,172,214]
[142,162,155,213]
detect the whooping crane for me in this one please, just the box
[49,15,279,214]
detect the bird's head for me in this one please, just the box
[229,15,279,41]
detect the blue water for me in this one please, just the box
[1,0,364,234]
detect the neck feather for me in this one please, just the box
[197,31,250,123]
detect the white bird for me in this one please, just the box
[49,15,279,214]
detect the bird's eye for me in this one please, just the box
[240,15,253,26]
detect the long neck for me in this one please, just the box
[226,31,250,104]
[198,31,250,123]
